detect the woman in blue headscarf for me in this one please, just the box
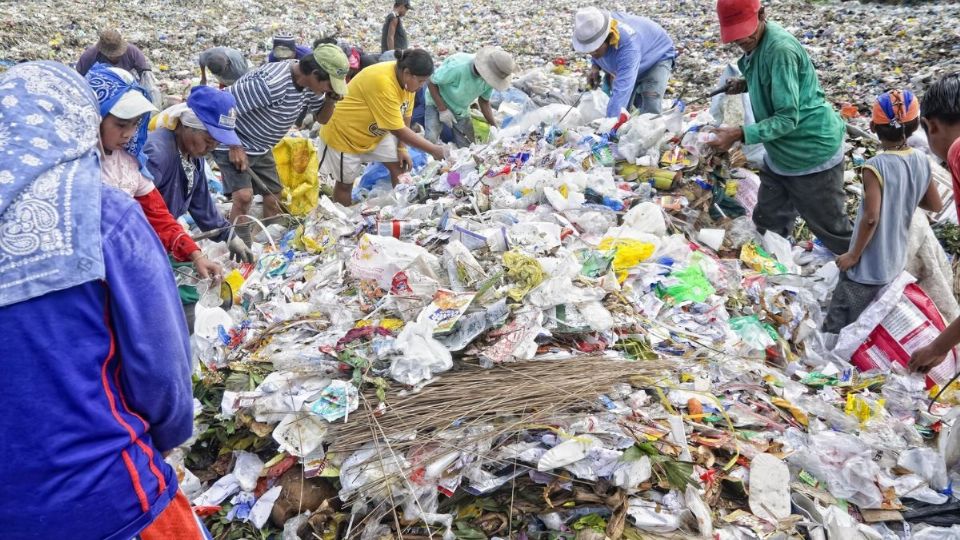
[85,63,222,280]
[0,61,207,539]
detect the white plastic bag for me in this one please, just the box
[348,234,440,289]
[577,89,610,123]
[622,201,667,237]
[233,451,264,492]
[616,114,667,161]
[389,320,453,385]
[708,64,766,168]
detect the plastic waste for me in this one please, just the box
[577,90,610,124]
[658,263,715,304]
[388,320,453,385]
[233,451,264,493]
[617,115,668,162]
[622,201,668,237]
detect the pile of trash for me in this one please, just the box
[4,0,960,112]
[167,79,960,540]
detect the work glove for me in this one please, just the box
[439,108,456,127]
[723,78,748,95]
[228,235,254,263]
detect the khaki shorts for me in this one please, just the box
[317,135,399,186]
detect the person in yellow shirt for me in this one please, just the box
[319,48,447,206]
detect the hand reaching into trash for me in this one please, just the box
[428,143,447,161]
[724,78,748,95]
[191,251,223,280]
[398,148,414,172]
[439,108,456,127]
[229,145,248,172]
[835,252,860,272]
[706,126,744,152]
[587,65,601,89]
[228,236,254,263]
[910,344,947,374]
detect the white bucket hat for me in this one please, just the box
[474,46,517,92]
[572,7,612,53]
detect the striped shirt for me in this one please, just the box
[226,60,324,154]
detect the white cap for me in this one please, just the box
[572,7,612,53]
[105,67,157,120]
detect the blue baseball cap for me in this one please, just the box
[186,85,242,147]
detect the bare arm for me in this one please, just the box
[387,17,399,51]
[911,318,960,373]
[479,97,496,127]
[427,81,448,111]
[919,180,943,213]
[837,168,882,271]
[199,64,207,86]
[391,125,444,160]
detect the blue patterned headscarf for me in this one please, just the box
[0,61,104,307]
[84,62,152,176]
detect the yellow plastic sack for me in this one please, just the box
[598,237,655,280]
[273,137,319,216]
[503,251,544,302]
[740,242,787,275]
[845,394,885,426]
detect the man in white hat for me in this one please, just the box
[572,7,676,117]
[425,46,517,147]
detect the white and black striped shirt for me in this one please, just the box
[226,60,324,154]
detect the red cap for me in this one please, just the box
[717,0,761,43]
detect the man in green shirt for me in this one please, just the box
[425,47,517,147]
[708,0,852,255]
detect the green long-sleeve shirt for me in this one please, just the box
[739,21,844,174]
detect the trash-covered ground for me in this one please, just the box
[3,0,960,108]
[172,86,960,539]
[7,1,960,539]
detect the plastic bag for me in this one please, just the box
[598,237,655,278]
[578,89,610,123]
[732,168,761,217]
[761,231,799,274]
[617,115,667,162]
[833,272,959,388]
[389,320,453,385]
[622,201,667,236]
[740,242,788,275]
[138,69,164,109]
[785,429,883,509]
[898,448,949,491]
[729,315,776,351]
[273,137,319,216]
[708,64,766,168]
[499,103,584,138]
[658,263,715,304]
[233,451,264,492]
[348,234,440,289]
[725,215,761,249]
[309,380,360,422]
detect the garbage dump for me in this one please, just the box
[4,0,960,539]
[167,79,960,539]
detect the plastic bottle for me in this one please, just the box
[375,219,423,240]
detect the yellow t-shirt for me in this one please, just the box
[321,61,414,154]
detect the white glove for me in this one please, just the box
[228,235,254,263]
[439,108,456,127]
